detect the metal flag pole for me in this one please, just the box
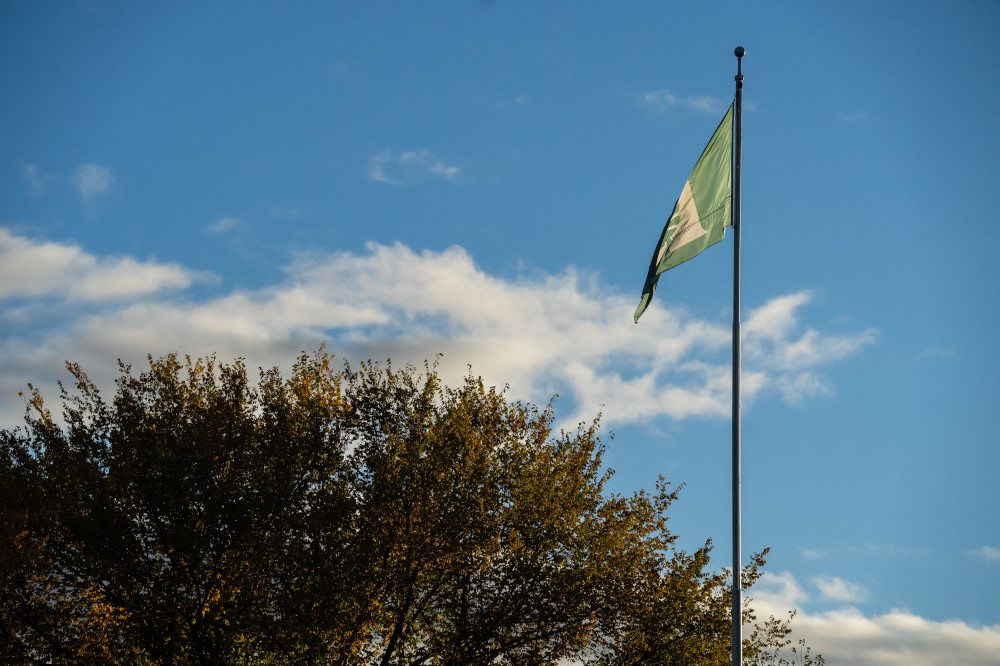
[731,45,745,666]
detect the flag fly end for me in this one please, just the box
[632,104,734,322]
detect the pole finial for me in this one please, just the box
[734,46,745,58]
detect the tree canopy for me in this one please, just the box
[0,350,821,665]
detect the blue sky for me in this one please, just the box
[2,1,999,662]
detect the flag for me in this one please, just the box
[634,104,734,322]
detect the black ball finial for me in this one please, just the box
[734,46,746,57]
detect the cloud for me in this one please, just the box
[0,228,206,302]
[21,163,45,196]
[745,295,878,369]
[496,94,529,111]
[918,346,956,360]
[369,149,460,184]
[0,233,874,428]
[752,571,1000,666]
[268,205,300,220]
[752,570,810,611]
[839,111,871,122]
[743,291,877,402]
[637,89,729,114]
[3,233,983,665]
[812,576,870,603]
[207,217,241,235]
[969,546,1000,561]
[74,163,114,200]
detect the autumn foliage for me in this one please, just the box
[0,351,820,664]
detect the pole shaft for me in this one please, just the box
[731,47,744,666]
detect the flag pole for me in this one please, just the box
[731,45,745,666]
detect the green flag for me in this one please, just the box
[634,104,734,322]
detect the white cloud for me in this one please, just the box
[207,216,241,235]
[743,291,811,341]
[0,228,206,302]
[752,571,1000,666]
[789,608,1000,666]
[812,575,870,603]
[268,205,300,220]
[369,149,460,184]
[74,163,114,200]
[72,258,202,301]
[918,346,956,360]
[969,546,1000,561]
[775,371,831,404]
[752,570,810,611]
[0,234,874,428]
[21,163,45,196]
[5,232,990,665]
[638,89,729,114]
[743,292,877,386]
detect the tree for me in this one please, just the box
[0,350,819,664]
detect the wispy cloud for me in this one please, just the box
[207,216,241,235]
[268,205,300,220]
[496,94,529,111]
[970,546,1000,561]
[839,111,871,122]
[637,89,728,114]
[802,543,901,561]
[369,149,460,184]
[918,346,956,360]
[0,230,874,429]
[753,571,1000,666]
[743,290,877,374]
[812,576,870,603]
[21,163,45,196]
[74,163,114,201]
[743,291,877,403]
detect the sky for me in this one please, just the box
[2,1,999,663]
